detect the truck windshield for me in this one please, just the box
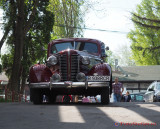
[51,42,98,54]
[157,82,160,90]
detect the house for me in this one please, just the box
[0,72,8,89]
[112,65,160,93]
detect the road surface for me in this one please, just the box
[0,102,159,129]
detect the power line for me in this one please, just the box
[54,24,128,34]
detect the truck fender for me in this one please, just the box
[87,63,112,76]
[29,64,52,83]
[87,63,112,94]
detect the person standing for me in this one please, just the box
[112,77,124,102]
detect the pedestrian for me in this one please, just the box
[112,77,124,102]
[124,91,131,102]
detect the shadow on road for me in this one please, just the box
[0,102,159,129]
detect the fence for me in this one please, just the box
[0,88,28,102]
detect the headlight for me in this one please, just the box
[81,56,90,65]
[51,73,61,82]
[76,72,86,82]
[47,55,58,65]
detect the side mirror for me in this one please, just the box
[105,46,109,51]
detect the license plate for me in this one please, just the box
[87,76,110,82]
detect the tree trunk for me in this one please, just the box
[8,0,24,92]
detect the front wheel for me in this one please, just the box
[48,91,57,104]
[32,89,42,104]
[101,87,110,105]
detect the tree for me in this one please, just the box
[114,45,135,66]
[105,45,135,67]
[128,0,160,65]
[105,50,116,67]
[0,0,54,92]
[48,0,85,38]
[0,0,86,93]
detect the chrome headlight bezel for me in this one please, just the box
[51,73,61,82]
[76,72,86,82]
[81,56,90,65]
[47,55,58,66]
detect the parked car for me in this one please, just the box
[130,92,145,102]
[29,38,112,105]
[144,81,160,102]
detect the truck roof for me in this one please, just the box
[49,38,104,45]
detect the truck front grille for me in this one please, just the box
[59,53,79,81]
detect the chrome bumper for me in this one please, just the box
[29,82,110,89]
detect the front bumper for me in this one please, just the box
[29,81,110,89]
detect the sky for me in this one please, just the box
[0,0,142,55]
[83,0,142,54]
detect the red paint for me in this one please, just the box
[87,63,111,76]
[29,64,52,83]
[30,38,112,83]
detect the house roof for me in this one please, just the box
[112,65,160,82]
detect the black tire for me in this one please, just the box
[63,95,71,103]
[30,88,34,102]
[153,96,157,102]
[48,92,57,104]
[101,87,110,105]
[32,89,42,104]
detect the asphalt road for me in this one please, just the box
[0,102,159,129]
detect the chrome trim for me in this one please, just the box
[29,82,110,88]
[68,49,71,80]
[51,82,110,88]
[59,55,61,75]
[78,55,80,73]
[29,82,49,88]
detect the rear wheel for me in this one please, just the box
[101,87,110,105]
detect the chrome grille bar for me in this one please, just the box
[59,53,79,81]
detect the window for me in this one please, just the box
[135,95,143,101]
[156,82,160,90]
[51,42,74,53]
[51,42,98,54]
[150,84,155,90]
[75,42,98,53]
[101,43,106,57]
[130,95,135,100]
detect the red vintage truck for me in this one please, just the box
[29,38,112,104]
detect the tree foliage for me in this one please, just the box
[48,0,85,38]
[0,0,85,92]
[0,0,54,92]
[105,45,135,67]
[105,50,115,67]
[128,0,160,65]
[114,45,135,66]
